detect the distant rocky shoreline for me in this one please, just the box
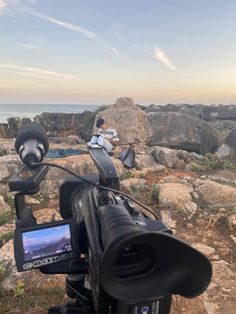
[0,102,236,139]
[0,98,236,159]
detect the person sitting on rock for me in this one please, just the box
[88,118,120,153]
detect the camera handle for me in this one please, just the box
[15,193,37,229]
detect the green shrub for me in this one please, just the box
[0,230,14,243]
[120,170,134,180]
[0,261,14,282]
[131,183,148,193]
[148,184,160,204]
[0,211,14,226]
[5,195,15,210]
[191,153,236,172]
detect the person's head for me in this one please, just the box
[96,118,107,130]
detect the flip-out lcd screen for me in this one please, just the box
[22,223,72,262]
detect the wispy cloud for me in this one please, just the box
[18,43,42,50]
[2,2,121,56]
[154,46,176,70]
[135,44,176,71]
[28,10,122,56]
[135,45,152,56]
[27,10,96,39]
[102,42,122,56]
[17,37,52,51]
[0,63,77,79]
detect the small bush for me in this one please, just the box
[0,204,15,227]
[148,184,160,204]
[5,195,15,211]
[121,170,134,180]
[0,146,8,156]
[0,261,14,282]
[131,183,148,193]
[191,153,236,172]
[0,230,14,243]
[13,279,25,296]
[139,173,146,179]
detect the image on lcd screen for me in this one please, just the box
[22,224,72,262]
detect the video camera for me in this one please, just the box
[9,123,212,314]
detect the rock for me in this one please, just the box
[40,155,125,196]
[120,178,147,194]
[158,182,197,215]
[0,239,15,264]
[202,260,236,314]
[0,239,64,292]
[25,196,41,205]
[0,123,8,138]
[135,154,158,169]
[228,214,236,232]
[34,110,97,139]
[144,103,236,121]
[152,146,200,169]
[160,210,176,229]
[147,111,218,154]
[0,155,21,180]
[6,117,31,137]
[0,195,11,216]
[191,243,216,257]
[159,175,188,184]
[49,135,85,145]
[212,260,235,283]
[34,208,62,223]
[224,128,236,148]
[195,180,236,209]
[95,97,153,144]
[215,128,236,161]
[230,235,236,244]
[141,165,167,176]
[215,143,233,158]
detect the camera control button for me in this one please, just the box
[42,258,52,265]
[51,256,60,262]
[33,260,42,267]
[60,254,68,261]
[69,252,76,258]
[23,262,33,270]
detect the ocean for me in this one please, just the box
[0,104,100,123]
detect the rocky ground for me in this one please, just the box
[0,139,235,314]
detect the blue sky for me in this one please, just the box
[23,224,70,247]
[0,0,236,105]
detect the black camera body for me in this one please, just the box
[9,123,212,314]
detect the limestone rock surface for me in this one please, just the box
[95,97,153,144]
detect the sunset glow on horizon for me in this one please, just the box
[0,0,236,105]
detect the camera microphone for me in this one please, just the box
[15,123,49,167]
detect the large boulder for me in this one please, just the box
[148,112,218,154]
[215,129,236,161]
[34,110,96,139]
[158,182,197,215]
[95,97,153,144]
[0,123,8,138]
[40,155,125,196]
[0,155,21,181]
[6,117,31,137]
[195,180,236,209]
[152,146,203,169]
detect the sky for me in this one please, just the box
[0,0,236,105]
